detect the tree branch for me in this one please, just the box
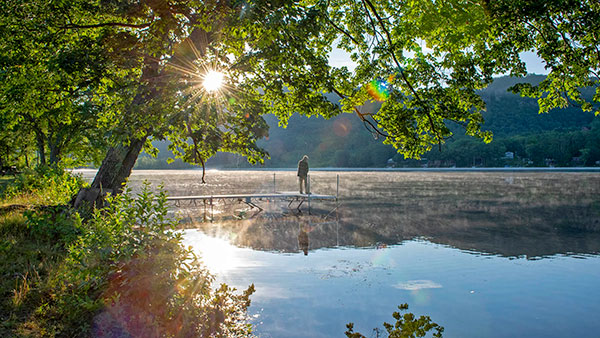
[325,16,360,46]
[361,0,442,145]
[354,107,389,138]
[59,22,152,30]
[332,87,390,138]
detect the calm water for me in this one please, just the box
[78,169,600,337]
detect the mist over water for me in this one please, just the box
[77,169,600,337]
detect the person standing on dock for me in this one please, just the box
[297,155,309,194]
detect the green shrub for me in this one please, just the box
[44,182,255,337]
[345,303,444,338]
[1,166,87,205]
[24,206,83,248]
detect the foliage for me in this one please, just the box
[47,182,255,337]
[345,303,443,338]
[483,0,600,115]
[1,179,255,337]
[0,0,113,167]
[25,206,83,248]
[137,74,600,169]
[322,0,600,157]
[1,166,87,205]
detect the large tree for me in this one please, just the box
[0,0,116,167]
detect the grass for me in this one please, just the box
[0,209,67,336]
[0,193,48,210]
[0,176,61,209]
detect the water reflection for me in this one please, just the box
[181,230,600,338]
[175,171,600,259]
[298,225,309,255]
[85,169,600,338]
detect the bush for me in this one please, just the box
[44,182,255,337]
[1,166,87,205]
[345,303,444,338]
[25,206,83,248]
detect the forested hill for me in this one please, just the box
[135,75,600,169]
[478,74,596,136]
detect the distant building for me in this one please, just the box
[503,151,515,159]
[545,158,556,167]
[386,158,396,168]
[444,160,456,168]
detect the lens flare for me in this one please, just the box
[371,245,395,268]
[366,74,396,102]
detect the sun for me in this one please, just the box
[202,70,225,93]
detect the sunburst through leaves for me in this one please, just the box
[202,70,225,93]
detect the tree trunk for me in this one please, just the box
[49,141,61,166]
[36,133,46,166]
[73,137,146,209]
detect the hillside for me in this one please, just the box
[135,75,600,169]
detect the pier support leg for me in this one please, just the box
[307,175,311,215]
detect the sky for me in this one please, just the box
[328,48,549,76]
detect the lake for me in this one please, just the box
[78,169,600,337]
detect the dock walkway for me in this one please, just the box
[167,191,337,212]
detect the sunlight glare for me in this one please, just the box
[202,70,225,93]
[185,231,242,273]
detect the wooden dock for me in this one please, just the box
[167,191,337,212]
[167,174,340,215]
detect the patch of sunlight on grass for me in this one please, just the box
[0,211,27,234]
[12,272,33,308]
[0,192,47,209]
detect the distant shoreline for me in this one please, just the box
[74,167,600,173]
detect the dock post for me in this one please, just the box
[273,173,276,192]
[307,174,311,214]
[336,174,339,199]
[336,174,340,246]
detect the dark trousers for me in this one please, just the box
[298,175,309,194]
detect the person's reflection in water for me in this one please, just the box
[298,225,309,255]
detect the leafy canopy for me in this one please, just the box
[2,0,599,166]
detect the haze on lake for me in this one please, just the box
[79,169,600,337]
